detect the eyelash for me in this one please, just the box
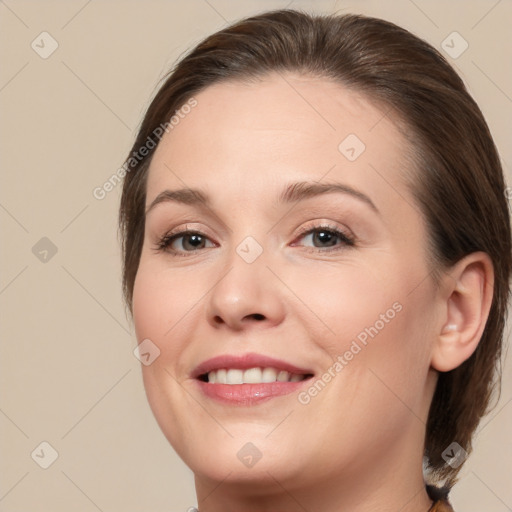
[153,223,355,257]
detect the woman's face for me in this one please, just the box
[132,74,440,490]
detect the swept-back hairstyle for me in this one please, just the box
[119,9,511,487]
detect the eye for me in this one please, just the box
[154,229,215,255]
[153,223,355,256]
[292,223,355,252]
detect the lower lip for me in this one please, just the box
[196,379,310,405]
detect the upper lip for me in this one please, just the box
[191,352,314,379]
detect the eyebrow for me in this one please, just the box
[145,181,378,215]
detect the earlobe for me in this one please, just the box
[431,252,494,373]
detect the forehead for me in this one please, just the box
[145,73,412,210]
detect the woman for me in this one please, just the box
[119,9,511,511]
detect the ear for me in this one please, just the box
[431,252,494,372]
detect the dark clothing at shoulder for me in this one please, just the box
[427,485,454,511]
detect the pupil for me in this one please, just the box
[185,234,204,250]
[314,230,336,247]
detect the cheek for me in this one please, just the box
[131,261,189,387]
[132,254,223,392]
[132,264,165,344]
[291,259,434,391]
[131,260,202,456]
[132,258,200,344]
[281,260,402,348]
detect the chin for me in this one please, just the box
[183,431,319,488]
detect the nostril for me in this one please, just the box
[212,313,265,326]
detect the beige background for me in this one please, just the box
[1,0,511,511]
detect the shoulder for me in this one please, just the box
[427,485,454,511]
[430,499,454,511]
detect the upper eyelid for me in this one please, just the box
[165,224,217,241]
[296,221,351,235]
[166,221,348,238]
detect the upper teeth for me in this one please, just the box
[207,367,305,384]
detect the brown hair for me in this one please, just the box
[118,9,511,487]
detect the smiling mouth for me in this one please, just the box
[198,367,314,384]
[193,353,315,405]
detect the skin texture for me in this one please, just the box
[132,73,493,512]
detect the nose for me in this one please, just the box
[206,248,286,332]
